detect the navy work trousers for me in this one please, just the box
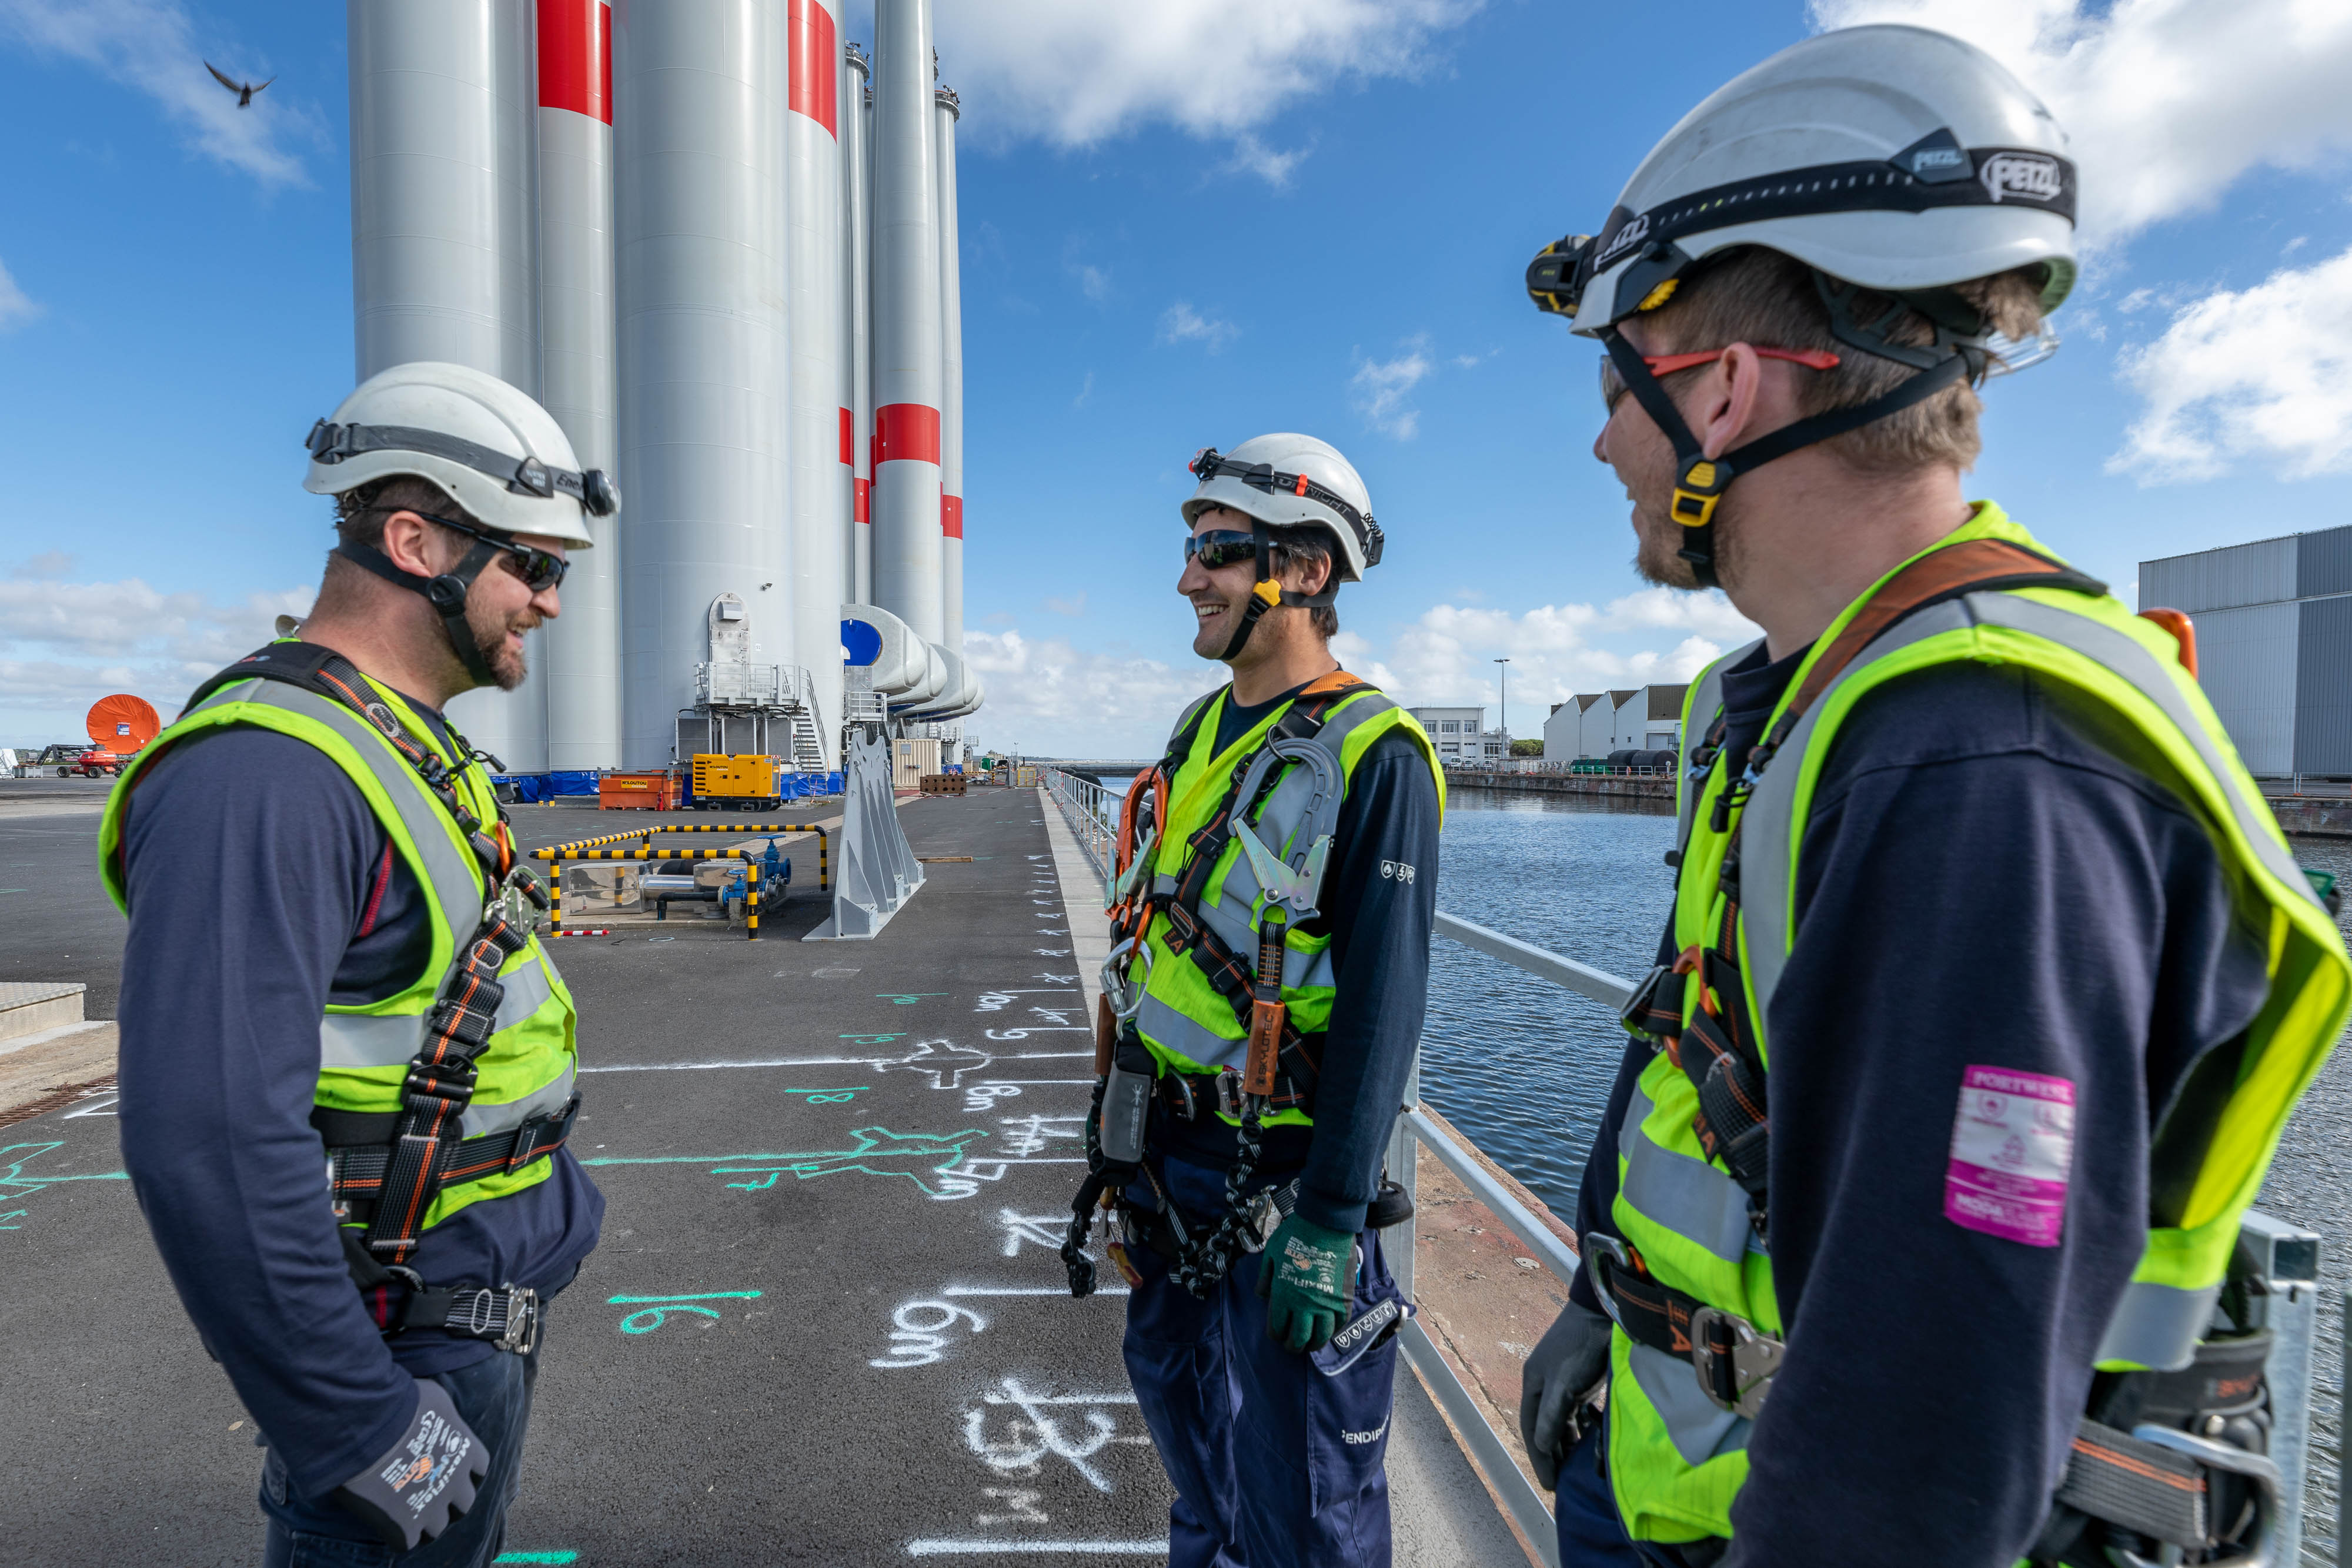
[1553,1416,1715,1568]
[1121,1156,1404,1568]
[259,1333,543,1568]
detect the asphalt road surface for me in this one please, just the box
[2,791,1202,1564]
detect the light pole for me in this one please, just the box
[1494,658,1510,758]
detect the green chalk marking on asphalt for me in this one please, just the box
[606,1290,763,1336]
[606,1291,764,1303]
[492,1554,581,1564]
[580,1126,990,1196]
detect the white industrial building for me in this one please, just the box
[2141,525,2352,778]
[343,0,980,779]
[1408,706,1508,763]
[1543,684,1688,759]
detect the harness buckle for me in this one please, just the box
[1215,1067,1243,1119]
[497,1286,542,1355]
[403,1061,479,1102]
[1688,1305,1782,1419]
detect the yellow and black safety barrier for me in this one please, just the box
[532,821,831,941]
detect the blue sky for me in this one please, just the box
[4,0,2351,757]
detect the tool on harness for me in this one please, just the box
[330,1378,490,1553]
[1097,1036,1154,1169]
[176,643,572,1293]
[339,1229,543,1353]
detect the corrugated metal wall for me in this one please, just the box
[2194,603,2299,776]
[2297,524,2352,600]
[2295,595,2352,775]
[2139,535,2296,613]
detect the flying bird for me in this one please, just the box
[204,62,275,109]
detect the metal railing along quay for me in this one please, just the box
[1043,773,2338,1565]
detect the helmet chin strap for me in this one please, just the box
[336,540,504,687]
[1599,317,1970,592]
[1217,521,1340,662]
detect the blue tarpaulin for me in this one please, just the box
[495,770,844,804]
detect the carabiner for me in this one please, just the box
[1101,935,1154,1021]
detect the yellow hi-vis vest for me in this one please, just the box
[1603,502,2352,1546]
[99,667,580,1233]
[1127,677,1442,1128]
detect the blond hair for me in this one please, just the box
[1641,248,2048,475]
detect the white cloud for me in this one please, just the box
[1381,594,1755,716]
[0,567,313,737]
[1073,370,1095,408]
[1072,263,1112,304]
[1810,0,2352,245]
[961,627,1221,757]
[1224,133,1311,187]
[0,0,324,188]
[935,0,1482,152]
[1159,301,1240,352]
[0,259,38,330]
[1352,339,1434,439]
[2110,243,2352,482]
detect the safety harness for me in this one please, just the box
[1602,542,2284,1564]
[174,641,567,1348]
[1065,672,1368,1300]
[1187,449,1382,659]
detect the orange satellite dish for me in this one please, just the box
[87,694,161,751]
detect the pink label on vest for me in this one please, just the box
[1943,1065,2074,1247]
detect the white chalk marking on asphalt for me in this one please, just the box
[906,1542,1168,1556]
[943,1286,1129,1298]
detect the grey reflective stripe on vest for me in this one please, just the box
[191,678,487,939]
[1620,1082,1762,1263]
[1626,1341,1752,1466]
[1738,602,1973,1038]
[1740,591,2320,1048]
[1140,991,1244,1073]
[1677,642,1758,860]
[466,1058,577,1139]
[320,952,557,1069]
[2093,1279,2218,1372]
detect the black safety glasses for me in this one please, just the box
[419,511,570,593]
[1184,529,1259,571]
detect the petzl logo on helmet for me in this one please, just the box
[1980,152,2063,205]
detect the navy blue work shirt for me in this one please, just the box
[1197,677,1441,1235]
[115,698,603,1504]
[1569,641,2273,1564]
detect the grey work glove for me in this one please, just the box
[1521,1298,1613,1491]
[331,1378,489,1553]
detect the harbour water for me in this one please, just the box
[1428,784,2352,1563]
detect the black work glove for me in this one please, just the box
[1520,1299,1613,1490]
[331,1379,490,1553]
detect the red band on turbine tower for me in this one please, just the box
[941,496,964,539]
[839,407,854,466]
[536,0,611,123]
[875,404,941,466]
[788,0,838,138]
[854,479,871,523]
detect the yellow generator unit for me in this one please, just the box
[692,753,784,810]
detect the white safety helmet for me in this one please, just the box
[1528,25,2076,339]
[1522,25,2077,589]
[1182,433,1382,583]
[302,361,613,548]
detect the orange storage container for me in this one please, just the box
[599,770,681,810]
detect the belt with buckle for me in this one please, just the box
[1585,1232,1781,1419]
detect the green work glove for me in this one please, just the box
[1256,1212,1355,1353]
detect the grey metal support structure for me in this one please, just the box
[806,727,924,940]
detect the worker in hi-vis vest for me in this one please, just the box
[101,362,614,1564]
[1511,25,2351,1568]
[1061,434,1442,1566]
